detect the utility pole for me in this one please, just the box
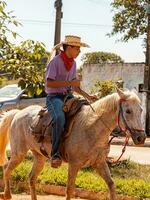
[54,0,63,54]
[144,5,150,135]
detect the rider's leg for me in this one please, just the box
[46,94,65,167]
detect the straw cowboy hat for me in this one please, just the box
[53,35,90,50]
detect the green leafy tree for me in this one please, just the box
[81,52,124,65]
[0,0,21,57]
[1,40,49,97]
[0,1,49,96]
[110,0,147,41]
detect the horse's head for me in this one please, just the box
[117,88,146,146]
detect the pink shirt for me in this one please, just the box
[45,54,76,94]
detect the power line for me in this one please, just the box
[87,0,106,4]
[86,0,109,6]
[63,22,111,28]
[18,18,112,28]
[19,19,53,25]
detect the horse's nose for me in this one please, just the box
[137,136,143,143]
[136,134,146,144]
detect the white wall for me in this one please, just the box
[82,63,146,129]
[82,63,144,92]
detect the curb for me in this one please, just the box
[0,180,139,200]
[110,137,150,147]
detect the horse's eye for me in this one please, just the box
[126,109,131,114]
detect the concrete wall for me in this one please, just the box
[82,63,144,92]
[81,62,146,129]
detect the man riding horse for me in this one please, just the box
[45,35,97,168]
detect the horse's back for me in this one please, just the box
[13,105,43,121]
[9,105,44,150]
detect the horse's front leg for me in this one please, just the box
[66,163,79,200]
[93,161,116,200]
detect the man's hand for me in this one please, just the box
[74,87,98,102]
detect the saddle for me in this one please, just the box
[30,97,88,144]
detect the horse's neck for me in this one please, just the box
[92,93,118,114]
[89,95,118,143]
[96,109,117,132]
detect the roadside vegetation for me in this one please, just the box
[90,79,121,98]
[0,154,150,199]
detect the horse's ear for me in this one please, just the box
[132,87,138,95]
[116,87,126,99]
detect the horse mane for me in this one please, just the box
[93,90,140,115]
[92,93,119,115]
[77,90,140,128]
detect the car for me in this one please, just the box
[0,84,25,106]
[0,84,46,112]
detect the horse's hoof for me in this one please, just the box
[0,193,11,200]
[4,195,11,200]
[0,193,5,200]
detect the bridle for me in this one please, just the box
[118,98,144,136]
[110,98,144,164]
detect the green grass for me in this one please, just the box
[0,158,150,199]
[110,159,150,182]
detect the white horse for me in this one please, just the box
[0,89,146,200]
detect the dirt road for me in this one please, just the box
[11,194,85,200]
[7,194,139,200]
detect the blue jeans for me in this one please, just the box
[46,93,73,158]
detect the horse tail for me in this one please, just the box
[0,109,19,166]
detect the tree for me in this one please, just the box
[109,0,147,42]
[81,51,124,65]
[0,0,21,57]
[0,1,49,97]
[1,40,49,97]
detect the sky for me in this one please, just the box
[5,0,145,67]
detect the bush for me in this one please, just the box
[90,80,118,98]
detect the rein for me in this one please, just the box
[108,98,129,164]
[84,96,129,164]
[81,94,144,164]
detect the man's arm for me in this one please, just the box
[47,79,97,101]
[47,78,80,88]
